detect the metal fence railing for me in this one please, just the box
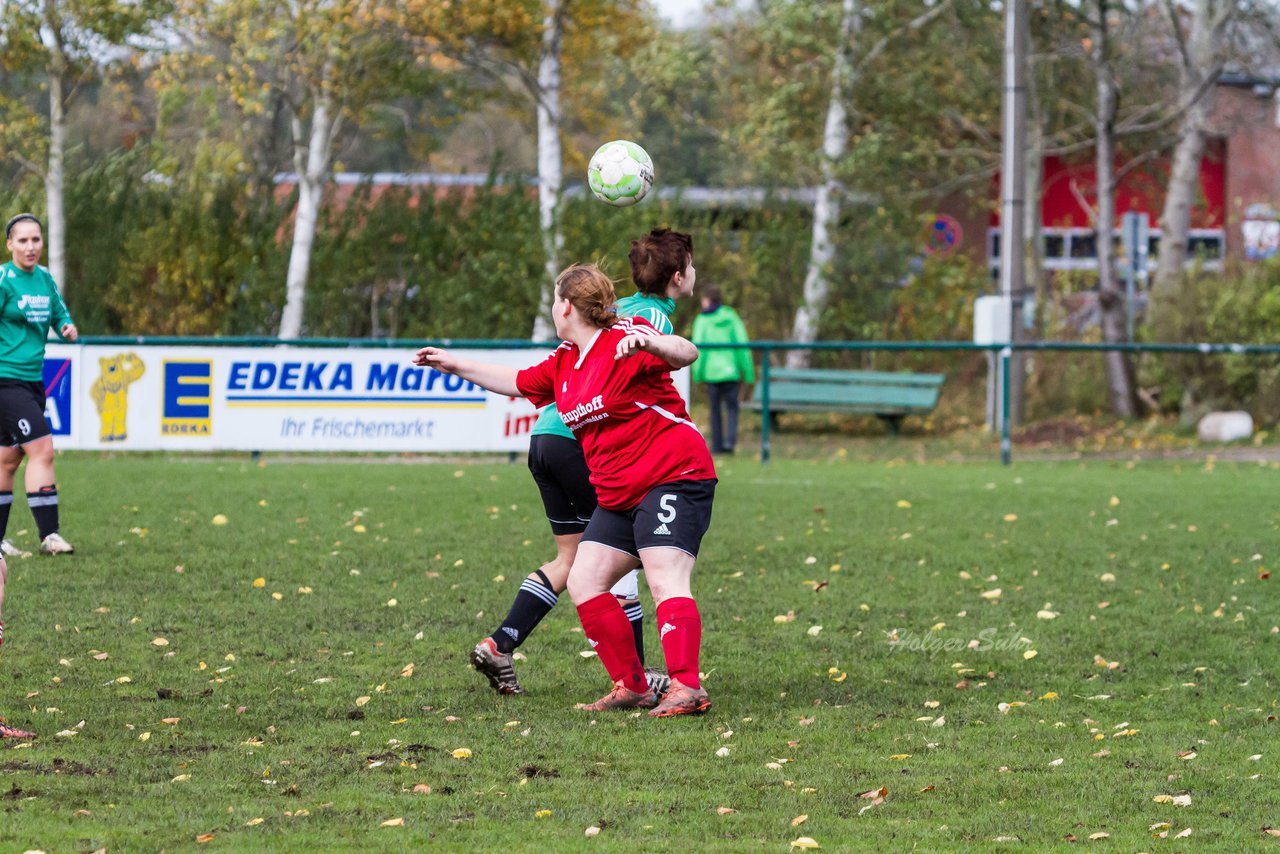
[694,340,1280,465]
[80,336,1280,465]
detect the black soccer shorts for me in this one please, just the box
[583,478,717,559]
[527,433,598,536]
[0,380,53,448]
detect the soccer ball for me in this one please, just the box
[587,140,654,207]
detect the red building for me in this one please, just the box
[943,74,1280,275]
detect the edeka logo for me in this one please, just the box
[91,352,146,442]
[41,358,73,437]
[162,360,212,437]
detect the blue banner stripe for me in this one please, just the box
[226,395,486,403]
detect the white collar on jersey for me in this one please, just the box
[574,328,604,369]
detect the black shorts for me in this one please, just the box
[583,479,717,560]
[0,379,52,448]
[528,434,598,535]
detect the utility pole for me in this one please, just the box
[998,0,1027,429]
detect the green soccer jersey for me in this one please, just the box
[529,292,676,438]
[0,262,75,381]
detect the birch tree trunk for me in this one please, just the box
[278,84,337,340]
[530,0,564,342]
[1024,101,1046,336]
[1090,5,1137,417]
[44,67,67,289]
[1151,0,1233,304]
[41,6,68,289]
[787,0,857,369]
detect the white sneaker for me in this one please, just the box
[38,533,74,555]
[0,539,31,558]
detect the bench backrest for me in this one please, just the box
[763,368,945,389]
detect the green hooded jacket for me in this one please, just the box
[691,304,755,385]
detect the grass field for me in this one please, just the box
[1,451,1277,851]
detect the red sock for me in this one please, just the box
[576,593,646,693]
[656,597,702,689]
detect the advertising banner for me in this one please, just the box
[47,344,691,453]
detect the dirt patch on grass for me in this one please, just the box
[0,758,112,776]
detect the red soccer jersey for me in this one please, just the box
[516,316,716,510]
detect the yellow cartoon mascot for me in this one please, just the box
[91,352,146,442]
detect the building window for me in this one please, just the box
[988,226,1224,274]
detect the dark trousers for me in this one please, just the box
[706,381,741,453]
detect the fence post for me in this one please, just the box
[759,354,772,464]
[1000,345,1013,465]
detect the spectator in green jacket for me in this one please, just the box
[690,286,754,455]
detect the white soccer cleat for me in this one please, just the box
[0,539,31,558]
[38,533,74,555]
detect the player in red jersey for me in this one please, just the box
[414,264,717,716]
[0,555,36,738]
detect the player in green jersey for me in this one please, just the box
[0,214,78,560]
[470,228,697,695]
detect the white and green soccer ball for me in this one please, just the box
[587,140,654,207]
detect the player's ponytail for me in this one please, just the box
[555,263,618,329]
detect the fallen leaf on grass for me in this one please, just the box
[400,663,415,678]
[252,577,265,588]
[980,588,1002,600]
[244,818,264,827]
[774,611,797,623]
[535,810,553,818]
[172,774,191,783]
[789,838,820,850]
[451,748,472,759]
[889,754,911,761]
[151,638,169,647]
[412,784,432,794]
[585,826,601,837]
[1088,831,1109,840]
[791,815,809,827]
[716,807,736,815]
[1153,794,1192,806]
[160,717,180,725]
[196,834,215,843]
[380,817,405,827]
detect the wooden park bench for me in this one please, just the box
[745,368,945,435]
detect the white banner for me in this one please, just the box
[43,344,691,452]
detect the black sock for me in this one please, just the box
[490,572,559,654]
[622,600,645,667]
[0,491,12,540]
[28,485,60,541]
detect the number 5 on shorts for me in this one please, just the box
[657,494,677,523]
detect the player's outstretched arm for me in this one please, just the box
[615,333,698,369]
[412,347,521,397]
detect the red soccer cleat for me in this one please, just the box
[575,681,659,712]
[648,678,711,718]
